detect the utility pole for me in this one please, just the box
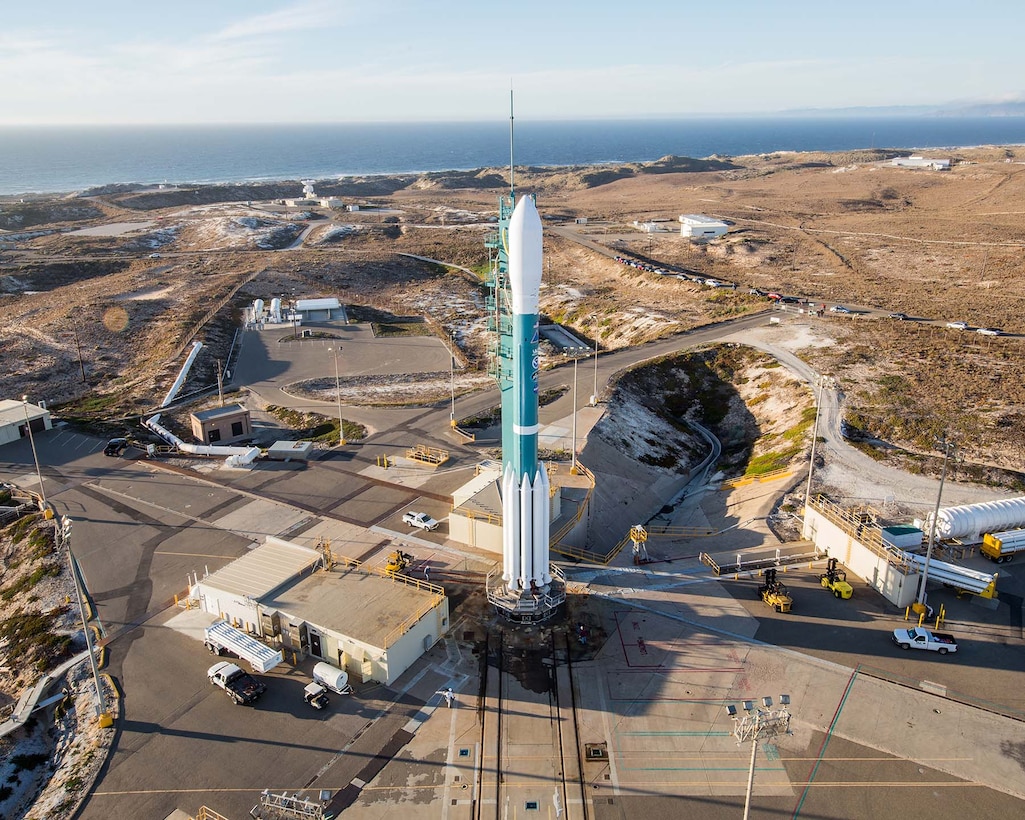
[58,516,112,727]
[590,336,599,406]
[917,437,956,613]
[329,347,345,446]
[804,376,833,511]
[72,319,86,382]
[22,396,48,513]
[570,356,579,474]
[216,359,224,407]
[450,352,456,428]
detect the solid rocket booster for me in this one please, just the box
[501,195,551,589]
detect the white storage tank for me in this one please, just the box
[313,661,352,694]
[928,495,1025,542]
[254,298,265,320]
[270,297,282,322]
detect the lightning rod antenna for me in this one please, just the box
[509,85,515,198]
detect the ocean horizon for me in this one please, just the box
[2,116,1025,197]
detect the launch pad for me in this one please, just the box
[485,564,567,623]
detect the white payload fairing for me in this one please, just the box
[501,195,552,590]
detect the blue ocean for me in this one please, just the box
[2,117,1025,196]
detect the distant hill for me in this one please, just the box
[778,99,1025,118]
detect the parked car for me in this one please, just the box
[945,321,969,331]
[829,305,852,314]
[104,438,129,456]
[402,511,439,531]
[888,312,909,321]
[976,327,1002,336]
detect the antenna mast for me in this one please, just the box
[509,86,515,198]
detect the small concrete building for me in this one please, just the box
[679,214,729,239]
[0,399,52,447]
[267,440,314,461]
[295,297,343,321]
[190,404,252,445]
[191,537,449,686]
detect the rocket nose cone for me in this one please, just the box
[508,195,543,315]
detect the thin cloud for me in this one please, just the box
[210,0,343,42]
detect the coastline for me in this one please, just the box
[3,115,1025,198]
[3,141,1025,202]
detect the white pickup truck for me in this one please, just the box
[892,627,958,655]
[402,511,439,532]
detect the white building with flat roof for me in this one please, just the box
[191,537,448,686]
[679,214,728,239]
[0,399,52,447]
[892,156,951,170]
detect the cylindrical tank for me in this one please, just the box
[253,298,265,319]
[312,662,350,694]
[270,297,282,322]
[930,496,1025,541]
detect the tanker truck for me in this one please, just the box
[981,529,1025,564]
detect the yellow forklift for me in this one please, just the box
[384,550,414,575]
[819,557,854,599]
[757,568,793,613]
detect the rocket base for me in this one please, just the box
[486,564,566,624]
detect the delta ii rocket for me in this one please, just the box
[501,195,552,592]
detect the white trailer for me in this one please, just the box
[204,620,283,673]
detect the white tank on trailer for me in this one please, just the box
[312,661,353,694]
[928,495,1025,542]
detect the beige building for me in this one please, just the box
[191,538,449,687]
[190,404,252,445]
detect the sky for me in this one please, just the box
[2,0,1023,125]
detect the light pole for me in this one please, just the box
[450,350,457,428]
[804,376,834,510]
[22,396,48,515]
[917,437,956,612]
[328,347,345,446]
[570,356,579,474]
[58,516,112,727]
[726,694,792,820]
[590,336,599,406]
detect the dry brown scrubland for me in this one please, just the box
[0,146,1022,474]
